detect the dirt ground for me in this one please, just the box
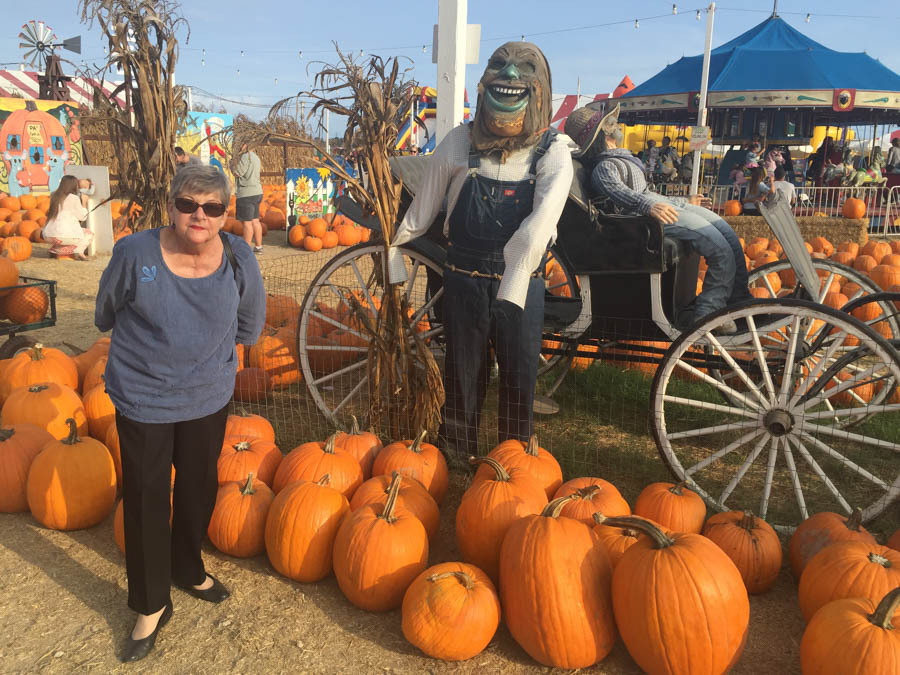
[2,234,807,673]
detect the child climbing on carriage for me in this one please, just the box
[566,103,753,334]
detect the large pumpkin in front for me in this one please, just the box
[26,419,116,530]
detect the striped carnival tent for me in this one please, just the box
[0,69,127,108]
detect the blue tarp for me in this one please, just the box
[623,17,900,96]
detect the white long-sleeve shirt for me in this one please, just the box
[391,124,577,309]
[42,193,88,240]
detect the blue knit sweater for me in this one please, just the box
[94,228,266,423]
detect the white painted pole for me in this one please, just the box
[690,2,715,196]
[325,108,330,155]
[435,0,466,144]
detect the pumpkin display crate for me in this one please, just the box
[0,276,58,358]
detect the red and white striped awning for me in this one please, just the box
[551,93,609,133]
[0,69,127,109]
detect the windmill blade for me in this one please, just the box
[22,49,39,67]
[19,20,39,44]
[36,21,55,45]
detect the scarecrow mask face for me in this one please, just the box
[477,42,551,139]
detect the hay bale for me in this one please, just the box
[724,216,868,246]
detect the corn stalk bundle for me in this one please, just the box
[262,48,444,439]
[79,0,189,230]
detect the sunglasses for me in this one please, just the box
[173,197,227,218]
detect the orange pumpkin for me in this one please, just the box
[861,240,891,262]
[1,236,32,261]
[82,380,116,441]
[372,430,449,504]
[332,473,429,612]
[287,224,306,247]
[633,481,706,533]
[0,423,55,512]
[842,197,866,219]
[401,562,501,662]
[18,194,36,210]
[837,240,860,256]
[217,437,283,487]
[332,415,382,478]
[1,383,88,440]
[104,422,123,488]
[335,223,361,246]
[303,235,323,252]
[789,509,876,579]
[82,355,109,394]
[272,434,363,498]
[723,200,742,216]
[0,343,78,404]
[26,418,116,530]
[1,285,48,324]
[870,264,900,290]
[265,475,350,582]
[71,337,110,392]
[702,511,783,594]
[248,331,300,388]
[591,512,652,571]
[810,236,834,257]
[234,367,270,402]
[350,472,439,540]
[551,476,631,526]
[476,434,562,499]
[307,218,328,238]
[321,230,339,249]
[224,410,275,442]
[207,473,274,557]
[0,257,18,295]
[263,208,285,229]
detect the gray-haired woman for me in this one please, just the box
[94,165,266,661]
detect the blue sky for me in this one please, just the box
[3,0,900,130]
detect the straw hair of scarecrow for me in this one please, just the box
[261,48,444,440]
[79,0,188,230]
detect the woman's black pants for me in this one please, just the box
[439,271,544,459]
[116,404,228,615]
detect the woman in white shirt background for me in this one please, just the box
[41,175,94,260]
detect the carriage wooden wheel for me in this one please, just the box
[650,299,900,532]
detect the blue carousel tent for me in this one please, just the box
[618,16,900,128]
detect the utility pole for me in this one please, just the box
[690,2,715,196]
[435,0,466,144]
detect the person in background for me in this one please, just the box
[409,145,420,156]
[94,165,266,662]
[174,146,202,167]
[659,135,681,170]
[772,166,796,206]
[230,141,264,253]
[886,137,900,174]
[640,139,659,174]
[42,175,94,260]
[742,166,771,214]
[571,103,752,334]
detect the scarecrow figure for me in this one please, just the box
[389,42,575,462]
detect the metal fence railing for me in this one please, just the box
[653,182,899,237]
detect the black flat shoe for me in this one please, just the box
[175,574,230,603]
[121,602,173,662]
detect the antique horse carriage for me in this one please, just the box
[295,154,900,531]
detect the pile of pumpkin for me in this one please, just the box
[233,291,383,400]
[287,212,371,252]
[721,195,869,220]
[0,256,51,326]
[221,184,289,237]
[0,193,49,261]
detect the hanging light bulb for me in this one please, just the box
[240,50,244,58]
[298,50,303,59]
[696,9,702,20]
[672,4,677,14]
[359,49,363,57]
[201,58,205,67]
[237,68,241,77]
[634,19,639,29]
[202,48,206,58]
[422,45,426,53]
[521,35,525,41]
[274,77,278,86]
[805,13,811,22]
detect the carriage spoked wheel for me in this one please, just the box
[297,243,445,426]
[736,258,899,426]
[651,299,900,531]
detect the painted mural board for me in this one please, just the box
[0,97,83,197]
[285,168,337,236]
[177,111,233,177]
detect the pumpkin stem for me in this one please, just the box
[575,485,601,500]
[427,570,474,590]
[409,429,428,454]
[323,433,338,454]
[28,384,49,393]
[29,343,44,361]
[349,414,361,435]
[379,472,403,523]
[869,552,892,568]
[316,474,331,486]
[241,472,255,495]
[739,511,757,531]
[601,516,676,549]
[869,586,900,630]
[845,507,863,531]
[61,418,81,445]
[525,434,540,457]
[668,481,687,496]
[0,428,14,442]
[592,511,608,526]
[237,407,251,417]
[469,456,510,482]
[233,441,251,452]
[541,494,579,518]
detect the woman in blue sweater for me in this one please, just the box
[95,165,266,662]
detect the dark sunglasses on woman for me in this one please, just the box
[173,197,227,218]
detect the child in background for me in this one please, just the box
[745,142,761,169]
[41,175,94,260]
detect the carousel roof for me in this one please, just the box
[619,16,900,123]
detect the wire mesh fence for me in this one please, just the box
[229,244,900,536]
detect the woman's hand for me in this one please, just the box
[649,202,679,225]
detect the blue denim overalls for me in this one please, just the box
[439,129,556,459]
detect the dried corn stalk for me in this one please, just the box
[263,48,444,439]
[79,0,189,230]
